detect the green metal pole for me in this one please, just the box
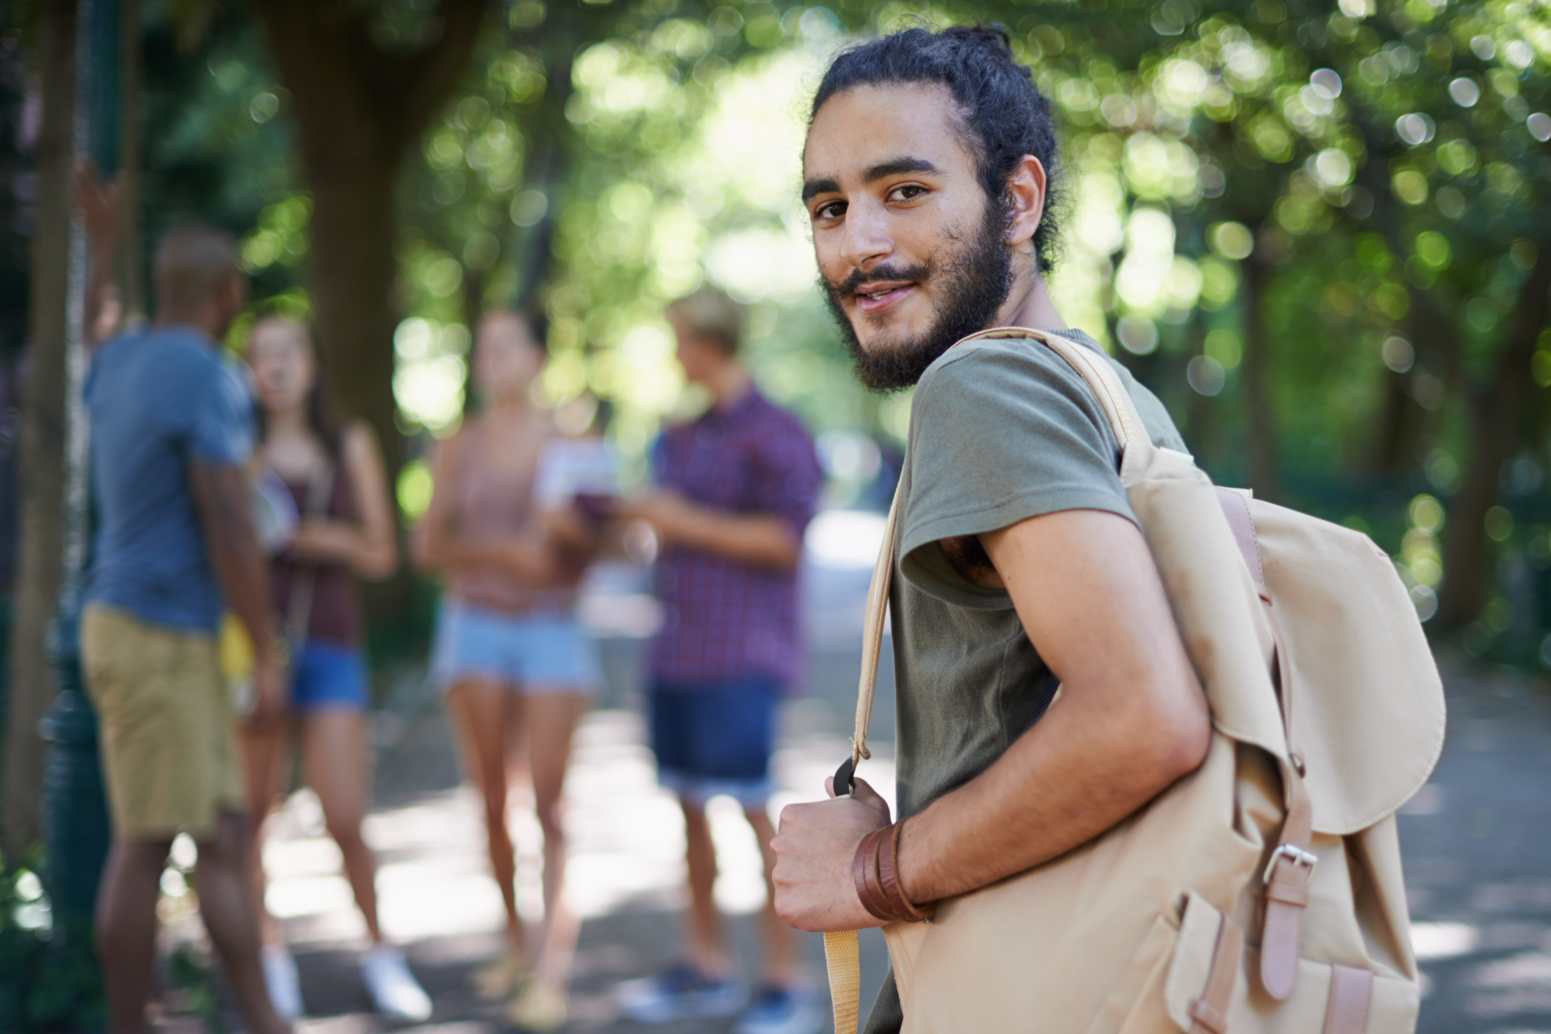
[39,0,114,946]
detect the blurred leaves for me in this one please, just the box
[119,0,1551,650]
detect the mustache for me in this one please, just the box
[825,260,933,298]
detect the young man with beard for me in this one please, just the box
[769,26,1212,1032]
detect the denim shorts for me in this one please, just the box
[290,640,371,711]
[431,600,599,694]
[648,676,778,808]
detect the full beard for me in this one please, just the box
[822,198,1014,393]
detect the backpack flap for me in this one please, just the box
[1249,499,1447,835]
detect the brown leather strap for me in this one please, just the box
[852,829,893,922]
[1188,909,1244,1034]
[877,822,929,923]
[863,829,893,920]
[1260,758,1315,1000]
[1322,966,1373,1034]
[1258,596,1316,1001]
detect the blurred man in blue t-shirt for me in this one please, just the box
[80,218,291,1034]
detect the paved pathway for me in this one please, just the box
[151,561,1551,1034]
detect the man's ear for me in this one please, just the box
[1003,155,1047,251]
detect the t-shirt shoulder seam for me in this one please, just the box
[901,487,1136,552]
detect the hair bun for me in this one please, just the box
[945,24,1013,56]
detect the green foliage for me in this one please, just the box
[119,0,1551,654]
[167,944,226,1033]
[0,849,106,1033]
[140,0,302,308]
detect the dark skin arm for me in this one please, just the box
[189,461,285,730]
[614,491,802,570]
[771,508,1212,931]
[74,164,122,347]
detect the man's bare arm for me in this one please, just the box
[773,508,1210,931]
[618,492,801,570]
[894,509,1210,901]
[189,461,284,726]
[74,165,121,347]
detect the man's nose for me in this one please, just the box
[838,198,893,273]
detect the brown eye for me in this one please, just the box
[889,184,926,202]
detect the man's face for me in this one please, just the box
[804,83,1013,391]
[669,313,722,386]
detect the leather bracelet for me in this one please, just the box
[851,823,931,923]
[852,828,894,922]
[863,828,894,919]
[878,821,930,923]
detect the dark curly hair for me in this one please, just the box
[810,25,1061,273]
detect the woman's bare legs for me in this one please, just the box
[298,707,382,943]
[237,723,291,947]
[446,679,526,961]
[522,690,587,987]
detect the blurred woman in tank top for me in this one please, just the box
[412,309,601,1030]
[241,317,431,1022]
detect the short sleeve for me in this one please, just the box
[190,360,254,464]
[899,339,1136,606]
[750,415,823,533]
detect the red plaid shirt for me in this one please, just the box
[647,385,822,689]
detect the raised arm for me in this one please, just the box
[188,460,285,729]
[616,421,820,570]
[287,421,399,579]
[74,164,122,347]
[615,493,802,570]
[771,507,1211,931]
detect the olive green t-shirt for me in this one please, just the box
[864,329,1187,1034]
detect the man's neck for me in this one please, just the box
[993,270,1067,333]
[151,308,222,342]
[703,361,751,409]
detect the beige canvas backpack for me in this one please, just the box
[823,328,1446,1034]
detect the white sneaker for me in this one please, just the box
[360,944,433,1022]
[261,944,304,1021]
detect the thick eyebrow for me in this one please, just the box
[801,156,944,203]
[801,176,840,203]
[863,156,942,183]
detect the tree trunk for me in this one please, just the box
[1240,256,1280,499]
[1436,242,1551,628]
[308,168,403,471]
[251,0,491,473]
[1370,370,1417,479]
[306,164,409,624]
[250,0,490,630]
[3,0,78,857]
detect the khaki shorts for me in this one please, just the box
[81,605,244,841]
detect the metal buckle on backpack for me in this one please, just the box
[1263,844,1318,886]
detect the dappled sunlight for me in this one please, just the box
[261,708,892,956]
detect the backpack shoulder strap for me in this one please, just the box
[956,327,1154,450]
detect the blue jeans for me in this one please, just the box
[648,676,778,808]
[290,641,369,711]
